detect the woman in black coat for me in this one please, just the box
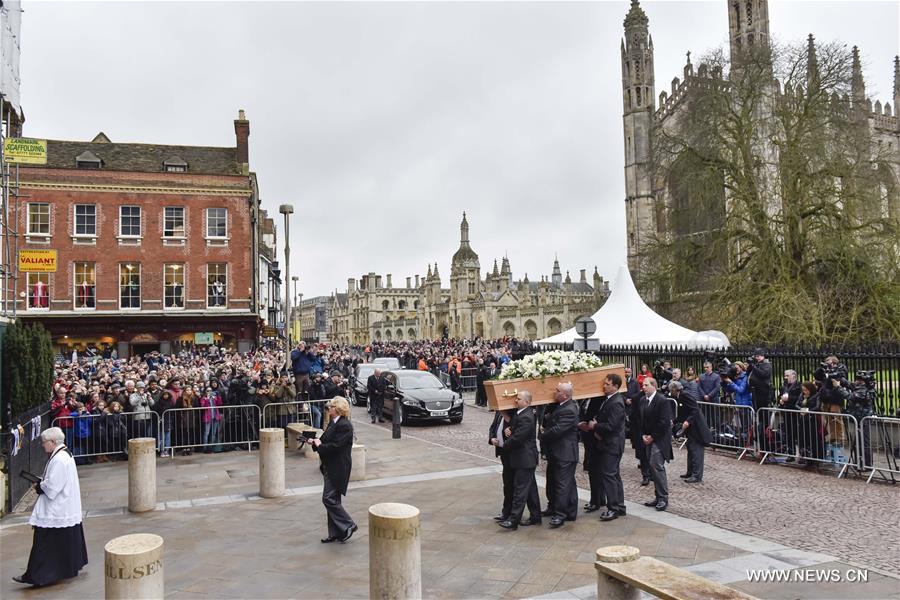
[310,397,357,544]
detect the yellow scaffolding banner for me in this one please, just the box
[18,249,57,272]
[3,138,47,164]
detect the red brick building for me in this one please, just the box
[15,112,261,356]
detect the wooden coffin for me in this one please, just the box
[484,364,626,411]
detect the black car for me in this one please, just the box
[351,363,380,406]
[381,370,464,424]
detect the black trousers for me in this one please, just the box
[585,452,606,507]
[549,458,578,520]
[598,451,625,512]
[499,454,513,518]
[369,395,384,419]
[635,445,651,480]
[509,466,540,521]
[322,474,355,538]
[686,439,705,481]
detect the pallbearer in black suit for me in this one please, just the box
[669,381,712,483]
[593,374,628,521]
[639,378,673,511]
[498,391,542,530]
[578,394,605,513]
[311,397,358,543]
[539,383,580,528]
[489,409,513,522]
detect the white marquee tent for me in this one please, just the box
[539,265,730,349]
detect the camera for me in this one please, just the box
[716,357,738,380]
[855,369,876,389]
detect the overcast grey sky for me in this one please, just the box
[19,1,899,298]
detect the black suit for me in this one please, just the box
[675,389,711,481]
[580,396,605,508]
[503,407,541,522]
[313,416,356,538]
[489,410,513,518]
[593,391,627,512]
[367,374,387,420]
[641,392,672,502]
[540,399,579,521]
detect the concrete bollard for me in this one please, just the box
[595,546,641,600]
[127,438,156,513]
[104,533,164,600]
[369,503,421,600]
[259,428,285,498]
[350,444,367,481]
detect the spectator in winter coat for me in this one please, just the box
[723,363,752,407]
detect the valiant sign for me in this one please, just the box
[18,249,57,272]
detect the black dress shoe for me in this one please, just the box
[493,514,509,522]
[378,418,385,423]
[371,417,376,423]
[679,473,693,479]
[615,508,627,516]
[340,524,358,542]
[683,477,701,483]
[599,510,619,521]
[583,504,599,513]
[643,499,659,507]
[498,519,518,530]
[640,478,651,486]
[12,575,30,585]
[540,508,555,517]
[548,517,565,528]
[655,501,668,511]
[519,516,542,526]
[320,536,337,543]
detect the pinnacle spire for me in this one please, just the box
[427,264,432,278]
[492,259,499,277]
[894,55,900,100]
[851,45,865,103]
[460,211,470,246]
[623,0,648,30]
[806,34,819,93]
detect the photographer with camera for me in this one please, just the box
[813,355,850,453]
[847,371,877,469]
[746,349,774,455]
[653,360,673,391]
[778,370,802,462]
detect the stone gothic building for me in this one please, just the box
[622,0,899,298]
[329,214,609,344]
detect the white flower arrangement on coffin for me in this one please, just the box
[498,350,604,383]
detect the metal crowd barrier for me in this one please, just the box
[52,412,159,461]
[860,416,900,484]
[161,404,260,456]
[459,368,478,392]
[756,407,860,479]
[260,399,330,430]
[697,401,756,460]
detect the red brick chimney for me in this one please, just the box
[234,109,250,173]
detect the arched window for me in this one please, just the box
[547,318,562,336]
[382,299,389,310]
[524,320,538,340]
[503,321,515,337]
[398,300,407,310]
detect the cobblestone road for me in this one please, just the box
[354,399,900,574]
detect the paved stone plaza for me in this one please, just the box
[1,402,898,599]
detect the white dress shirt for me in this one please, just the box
[30,446,83,528]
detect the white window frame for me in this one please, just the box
[163,263,185,310]
[27,203,51,236]
[207,263,227,309]
[205,207,228,244]
[119,263,141,310]
[26,272,50,311]
[73,262,97,310]
[119,206,142,238]
[73,204,97,238]
[163,206,186,239]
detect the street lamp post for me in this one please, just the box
[292,275,299,342]
[279,204,294,374]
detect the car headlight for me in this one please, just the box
[452,396,462,407]
[402,399,419,407]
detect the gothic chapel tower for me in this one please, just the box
[728,0,770,60]
[622,0,656,274]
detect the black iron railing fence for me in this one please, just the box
[4,402,51,513]
[534,343,900,416]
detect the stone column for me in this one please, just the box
[128,438,156,513]
[350,444,366,481]
[104,533,164,600]
[369,503,421,600]
[595,546,641,600]
[259,428,285,498]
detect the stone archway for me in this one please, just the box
[396,329,403,340]
[524,319,538,340]
[408,328,416,339]
[503,321,515,337]
[375,330,382,341]
[547,318,562,336]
